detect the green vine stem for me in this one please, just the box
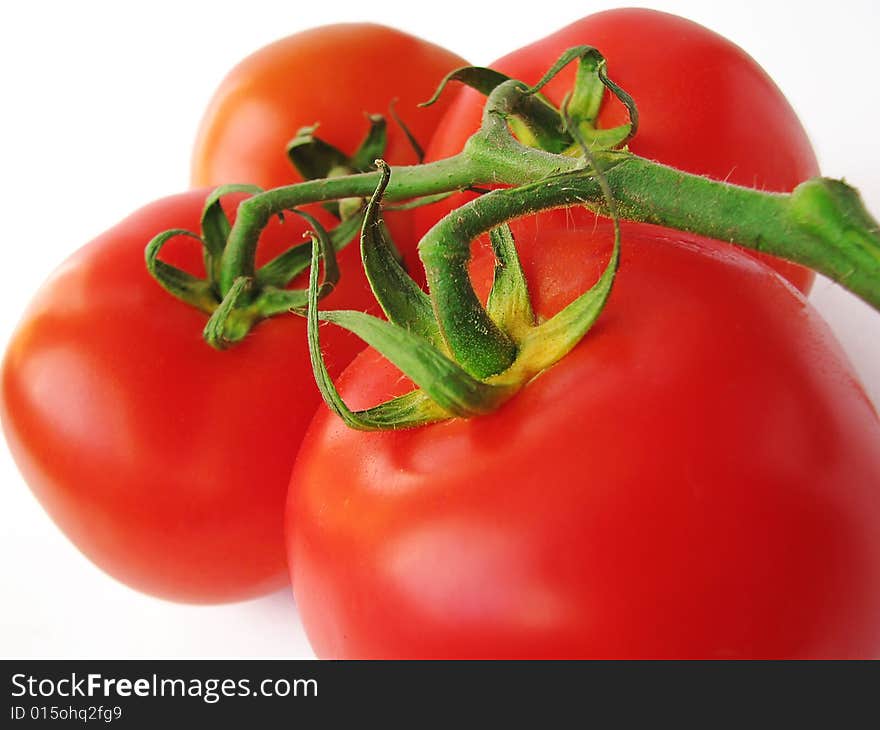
[223,87,880,313]
[150,48,880,351]
[418,159,880,378]
[604,158,880,307]
[219,153,488,294]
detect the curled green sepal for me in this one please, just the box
[509,229,618,381]
[145,229,218,314]
[317,312,515,417]
[526,46,639,150]
[349,114,388,171]
[421,66,514,107]
[361,161,441,346]
[486,224,535,342]
[317,385,451,431]
[503,105,621,380]
[256,208,363,289]
[202,276,255,349]
[201,184,265,292]
[286,209,341,299]
[146,185,265,308]
[203,211,341,349]
[423,65,568,153]
[303,233,516,429]
[287,116,388,220]
[145,185,267,316]
[507,111,622,377]
[387,100,425,163]
[286,124,351,182]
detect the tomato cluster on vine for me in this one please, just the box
[2,9,879,659]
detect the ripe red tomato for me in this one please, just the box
[0,190,373,603]
[287,220,880,658]
[191,23,468,268]
[416,8,819,292]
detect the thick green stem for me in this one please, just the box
[219,114,579,295]
[220,153,482,293]
[220,81,880,316]
[609,158,880,307]
[588,154,880,309]
[147,49,880,380]
[418,154,880,361]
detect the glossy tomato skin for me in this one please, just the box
[1,190,372,603]
[288,222,880,658]
[416,8,819,292]
[192,23,467,272]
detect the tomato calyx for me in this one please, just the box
[289,106,433,222]
[289,116,387,181]
[300,157,620,430]
[146,186,351,348]
[288,113,391,222]
[422,45,637,156]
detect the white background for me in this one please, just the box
[1,0,878,658]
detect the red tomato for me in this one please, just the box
[287,220,880,658]
[416,8,819,292]
[0,190,373,603]
[191,23,468,269]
